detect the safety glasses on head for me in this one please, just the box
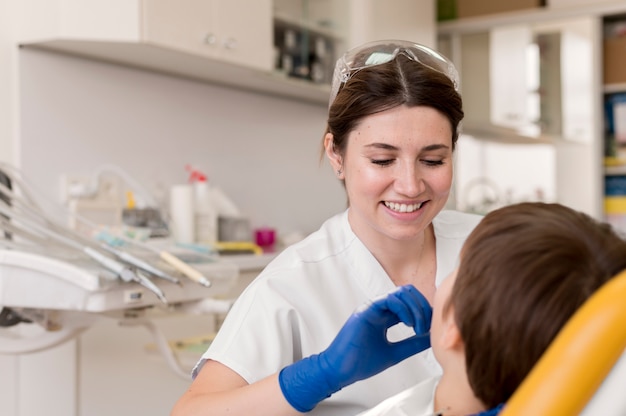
[328,40,460,108]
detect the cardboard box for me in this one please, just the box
[456,0,545,18]
[604,36,626,85]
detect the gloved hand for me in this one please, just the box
[278,284,432,412]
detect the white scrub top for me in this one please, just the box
[194,209,482,416]
[356,376,441,416]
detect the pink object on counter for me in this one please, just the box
[255,227,276,251]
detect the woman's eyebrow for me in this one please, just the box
[422,143,450,151]
[364,143,398,150]
[364,143,451,151]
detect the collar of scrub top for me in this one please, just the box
[470,403,505,416]
[434,402,505,416]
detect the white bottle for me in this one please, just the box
[169,184,195,244]
[191,170,218,246]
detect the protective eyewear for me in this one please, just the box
[328,40,460,108]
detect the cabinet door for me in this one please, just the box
[142,0,214,55]
[490,25,533,131]
[142,0,272,71]
[212,0,272,71]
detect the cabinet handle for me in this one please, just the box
[222,37,237,50]
[204,33,217,46]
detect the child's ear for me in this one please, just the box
[441,307,463,351]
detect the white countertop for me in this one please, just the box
[218,251,278,272]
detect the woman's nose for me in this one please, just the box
[394,164,423,197]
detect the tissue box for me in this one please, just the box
[218,216,251,242]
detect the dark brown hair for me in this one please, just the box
[451,202,626,408]
[322,53,463,160]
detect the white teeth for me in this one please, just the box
[384,201,423,213]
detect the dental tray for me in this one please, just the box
[0,249,239,314]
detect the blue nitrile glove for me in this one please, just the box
[278,284,432,412]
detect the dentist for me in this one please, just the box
[172,40,481,416]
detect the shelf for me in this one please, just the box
[274,12,343,40]
[605,165,626,176]
[605,83,626,94]
[461,122,574,145]
[438,1,626,34]
[21,39,332,106]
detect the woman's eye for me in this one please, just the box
[422,159,444,167]
[371,159,394,166]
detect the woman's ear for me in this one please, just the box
[324,133,343,174]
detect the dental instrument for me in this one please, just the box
[0,166,212,288]
[0,163,242,378]
[94,228,214,287]
[0,200,169,303]
[158,250,212,287]
[98,242,181,285]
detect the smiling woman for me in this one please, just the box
[171,40,482,416]
[325,105,454,268]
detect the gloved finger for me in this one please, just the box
[386,285,432,332]
[386,288,418,328]
[364,295,403,329]
[369,285,424,329]
[388,333,432,361]
[396,285,432,334]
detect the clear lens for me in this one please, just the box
[328,40,459,108]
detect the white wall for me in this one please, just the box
[18,48,346,236]
[15,47,347,416]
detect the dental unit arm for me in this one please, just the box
[0,248,238,378]
[0,163,240,379]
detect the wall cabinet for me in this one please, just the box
[489,25,535,133]
[440,18,594,142]
[437,4,610,218]
[17,0,328,104]
[273,1,344,86]
[15,0,435,106]
[142,0,273,72]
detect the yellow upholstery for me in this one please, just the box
[501,269,626,415]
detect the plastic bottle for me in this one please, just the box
[187,166,218,246]
[169,184,195,244]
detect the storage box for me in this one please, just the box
[604,175,626,235]
[437,0,457,21]
[605,93,626,145]
[456,0,545,18]
[604,36,626,85]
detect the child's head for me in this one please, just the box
[433,202,626,409]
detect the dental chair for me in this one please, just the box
[501,269,626,415]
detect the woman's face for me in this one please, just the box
[338,105,453,244]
